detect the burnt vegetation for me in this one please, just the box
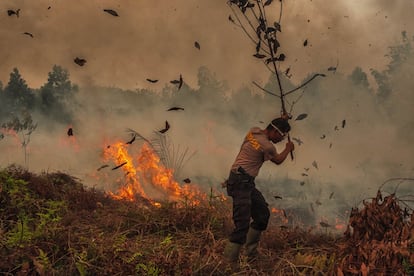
[0,165,413,275]
[1,2,414,273]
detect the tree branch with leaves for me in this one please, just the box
[227,0,325,159]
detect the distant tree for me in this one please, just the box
[195,66,228,110]
[39,65,78,124]
[3,68,35,114]
[1,111,37,168]
[349,67,369,89]
[370,31,412,101]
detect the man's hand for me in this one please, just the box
[286,140,295,152]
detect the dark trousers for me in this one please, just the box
[226,171,270,244]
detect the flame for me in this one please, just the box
[102,141,205,206]
[1,128,20,145]
[272,207,288,224]
[103,141,146,200]
[334,217,346,231]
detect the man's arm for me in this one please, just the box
[271,141,295,165]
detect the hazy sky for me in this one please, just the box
[1,0,414,226]
[1,0,413,90]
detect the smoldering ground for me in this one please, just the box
[1,0,413,227]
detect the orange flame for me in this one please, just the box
[102,141,205,206]
[103,141,146,200]
[1,128,20,145]
[272,207,288,224]
[334,217,346,231]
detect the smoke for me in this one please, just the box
[1,1,413,90]
[1,0,413,227]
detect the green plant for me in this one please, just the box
[135,262,162,276]
[34,248,52,274]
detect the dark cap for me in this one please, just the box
[267,117,291,133]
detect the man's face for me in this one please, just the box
[269,128,286,143]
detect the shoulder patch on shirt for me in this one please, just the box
[246,131,261,150]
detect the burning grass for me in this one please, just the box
[0,165,413,275]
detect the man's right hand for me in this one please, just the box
[286,140,295,152]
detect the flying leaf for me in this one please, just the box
[194,41,200,50]
[103,9,119,16]
[7,9,20,17]
[303,39,308,47]
[112,162,127,170]
[146,78,158,83]
[126,134,136,145]
[159,121,170,134]
[342,119,346,128]
[74,57,86,66]
[23,32,34,38]
[292,137,303,145]
[167,107,184,111]
[295,113,307,121]
[228,15,235,24]
[178,74,183,90]
[97,164,109,171]
[312,160,318,169]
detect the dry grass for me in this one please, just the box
[0,165,412,275]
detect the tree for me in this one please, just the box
[227,0,325,159]
[370,31,412,102]
[349,67,369,89]
[1,111,37,168]
[3,68,35,114]
[39,65,78,124]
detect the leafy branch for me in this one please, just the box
[227,0,325,114]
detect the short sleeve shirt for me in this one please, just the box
[231,127,277,177]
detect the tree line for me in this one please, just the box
[0,65,78,125]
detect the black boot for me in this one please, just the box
[245,227,262,262]
[223,241,242,271]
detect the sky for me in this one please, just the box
[1,0,414,226]
[0,0,413,90]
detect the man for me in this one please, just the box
[223,117,294,264]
